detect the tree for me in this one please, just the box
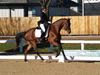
[57,0,63,7]
[40,0,51,9]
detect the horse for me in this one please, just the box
[15,18,71,62]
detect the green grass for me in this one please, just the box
[0,43,100,52]
[63,44,100,50]
[85,44,100,50]
[0,43,16,52]
[62,44,81,50]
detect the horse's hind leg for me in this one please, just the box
[24,43,32,62]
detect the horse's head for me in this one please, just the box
[63,18,71,34]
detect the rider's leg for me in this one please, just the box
[40,23,46,32]
[39,23,46,42]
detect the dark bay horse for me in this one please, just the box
[16,18,71,62]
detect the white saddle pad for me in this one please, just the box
[35,28,49,38]
[35,29,42,38]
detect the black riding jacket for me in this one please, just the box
[40,12,49,23]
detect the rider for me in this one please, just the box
[38,7,51,42]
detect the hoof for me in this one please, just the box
[25,61,29,63]
[24,59,28,63]
[58,59,64,63]
[43,60,47,62]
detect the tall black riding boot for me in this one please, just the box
[40,32,46,43]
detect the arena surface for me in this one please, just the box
[0,60,100,75]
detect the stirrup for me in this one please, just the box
[38,38,45,43]
[41,37,45,42]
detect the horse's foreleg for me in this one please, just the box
[61,48,68,60]
[60,45,68,60]
[49,42,60,57]
[36,50,44,61]
[31,42,44,61]
[24,44,32,62]
[56,43,68,60]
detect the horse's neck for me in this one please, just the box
[52,21,63,33]
[49,21,63,38]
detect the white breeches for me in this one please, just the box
[40,24,45,32]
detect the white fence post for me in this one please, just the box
[81,42,84,51]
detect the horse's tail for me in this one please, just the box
[15,32,26,47]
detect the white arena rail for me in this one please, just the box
[61,40,100,50]
[1,39,100,62]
